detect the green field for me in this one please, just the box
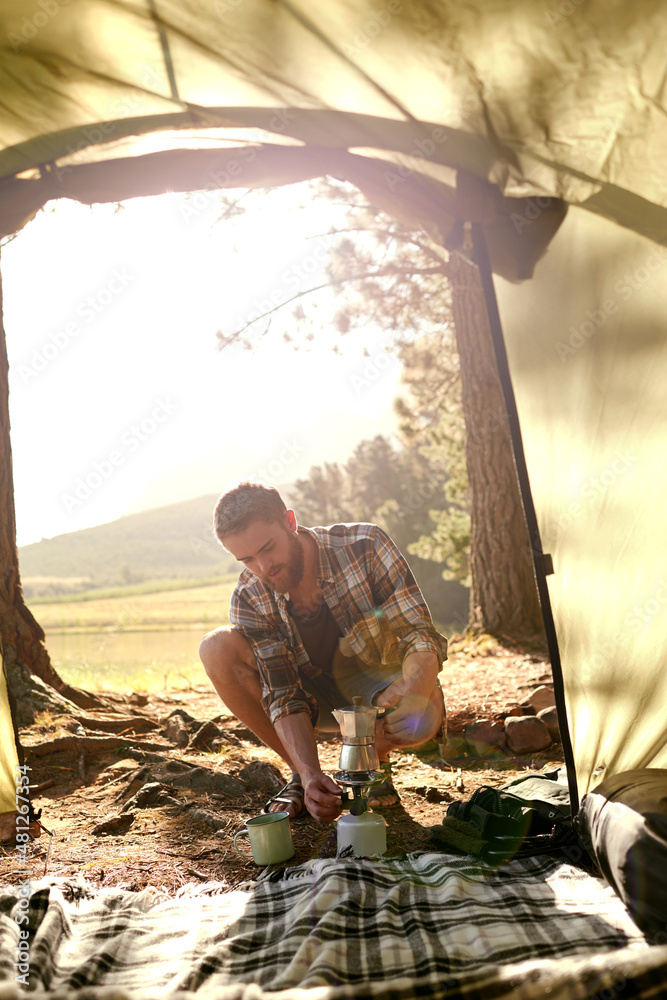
[31,579,237,693]
[32,577,455,695]
[47,629,210,694]
[31,579,236,633]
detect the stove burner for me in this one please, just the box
[333,768,383,788]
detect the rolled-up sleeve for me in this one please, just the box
[230,587,314,724]
[369,526,449,668]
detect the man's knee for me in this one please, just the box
[199,626,255,680]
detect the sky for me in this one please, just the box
[2,184,402,547]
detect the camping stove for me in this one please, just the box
[332,698,387,857]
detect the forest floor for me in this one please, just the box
[2,636,565,892]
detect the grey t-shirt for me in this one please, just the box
[289,599,340,674]
[288,599,348,714]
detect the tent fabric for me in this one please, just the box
[1,0,667,244]
[495,207,667,790]
[0,1,666,796]
[1,854,663,998]
[0,648,19,816]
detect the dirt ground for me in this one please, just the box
[2,637,565,891]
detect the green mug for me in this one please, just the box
[233,811,295,866]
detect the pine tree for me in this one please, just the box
[217,180,546,642]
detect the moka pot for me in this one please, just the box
[332,697,387,857]
[331,699,381,776]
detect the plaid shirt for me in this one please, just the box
[229,522,448,724]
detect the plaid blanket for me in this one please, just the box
[1,852,666,1000]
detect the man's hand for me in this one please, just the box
[274,712,343,822]
[373,673,410,709]
[382,693,441,743]
[303,772,344,824]
[374,649,444,755]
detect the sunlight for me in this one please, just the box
[2,186,400,546]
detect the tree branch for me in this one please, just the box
[217,264,449,348]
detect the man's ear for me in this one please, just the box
[285,509,298,533]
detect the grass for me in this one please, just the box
[27,573,239,605]
[30,578,237,693]
[48,631,210,693]
[32,710,57,729]
[61,663,206,694]
[31,579,236,633]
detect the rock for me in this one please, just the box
[156,792,181,807]
[164,715,189,747]
[189,808,230,832]
[425,787,454,804]
[228,724,264,746]
[167,708,197,725]
[156,765,247,797]
[503,706,524,718]
[406,785,454,803]
[150,760,193,778]
[526,685,555,713]
[464,720,507,757]
[438,735,467,758]
[122,749,169,765]
[123,781,180,811]
[502,704,536,718]
[505,715,552,753]
[212,733,245,749]
[537,705,561,743]
[92,812,135,836]
[187,720,223,751]
[238,760,286,792]
[131,782,162,807]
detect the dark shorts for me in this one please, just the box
[301,649,404,732]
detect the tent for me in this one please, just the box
[2,0,666,799]
[0,649,20,825]
[0,0,666,988]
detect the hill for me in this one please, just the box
[18,491,470,628]
[19,493,236,597]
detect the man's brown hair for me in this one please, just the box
[214,482,287,541]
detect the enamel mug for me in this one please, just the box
[233,811,295,865]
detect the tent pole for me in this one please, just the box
[470,223,580,816]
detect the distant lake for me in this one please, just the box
[46,628,208,694]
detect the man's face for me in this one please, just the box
[223,515,304,594]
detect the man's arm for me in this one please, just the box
[374,648,442,741]
[361,526,446,746]
[274,712,343,823]
[366,525,448,669]
[232,585,342,821]
[231,585,313,722]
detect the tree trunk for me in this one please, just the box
[0,265,103,722]
[449,251,546,643]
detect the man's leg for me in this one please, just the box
[199,627,302,813]
[369,683,445,808]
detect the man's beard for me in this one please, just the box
[262,530,304,593]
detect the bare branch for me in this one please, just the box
[216,264,449,349]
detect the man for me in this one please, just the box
[199,481,447,824]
